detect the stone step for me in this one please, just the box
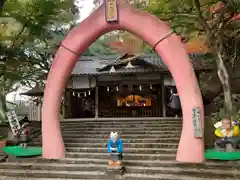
[34,137,180,144]
[52,134,180,138]
[30,142,179,149]
[0,174,221,180]
[12,157,240,170]
[60,124,182,128]
[60,119,182,124]
[125,166,237,178]
[0,169,106,179]
[59,127,182,131]
[0,177,102,180]
[0,163,238,178]
[60,130,181,134]
[122,173,233,180]
[65,152,175,160]
[0,118,236,180]
[64,147,177,154]
[62,120,182,124]
[27,146,177,154]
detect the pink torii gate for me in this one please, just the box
[41,0,205,163]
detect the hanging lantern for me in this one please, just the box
[109,66,116,73]
[73,92,75,96]
[139,85,142,91]
[84,92,87,97]
[88,90,91,95]
[116,86,119,91]
[150,84,152,89]
[125,61,134,68]
[107,86,110,92]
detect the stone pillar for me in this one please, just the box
[161,76,166,117]
[95,86,99,119]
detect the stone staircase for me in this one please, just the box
[0,119,239,180]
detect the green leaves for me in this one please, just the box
[0,0,75,95]
[1,0,74,42]
[83,36,118,56]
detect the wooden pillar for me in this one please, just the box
[161,76,166,117]
[62,90,67,119]
[196,72,200,83]
[65,89,72,118]
[95,86,99,119]
[37,99,42,121]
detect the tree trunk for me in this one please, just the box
[201,71,222,104]
[0,0,6,8]
[0,0,6,14]
[0,62,7,123]
[0,87,7,123]
[217,50,233,117]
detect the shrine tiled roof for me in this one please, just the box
[72,53,213,75]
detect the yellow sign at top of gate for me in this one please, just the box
[105,0,118,22]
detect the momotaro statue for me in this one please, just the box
[107,132,123,167]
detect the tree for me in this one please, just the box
[104,31,141,55]
[0,0,75,122]
[83,36,119,56]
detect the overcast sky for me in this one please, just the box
[76,0,95,21]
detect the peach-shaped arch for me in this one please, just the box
[41,1,205,163]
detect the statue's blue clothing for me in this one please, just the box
[107,138,123,153]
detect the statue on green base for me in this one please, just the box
[214,118,240,151]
